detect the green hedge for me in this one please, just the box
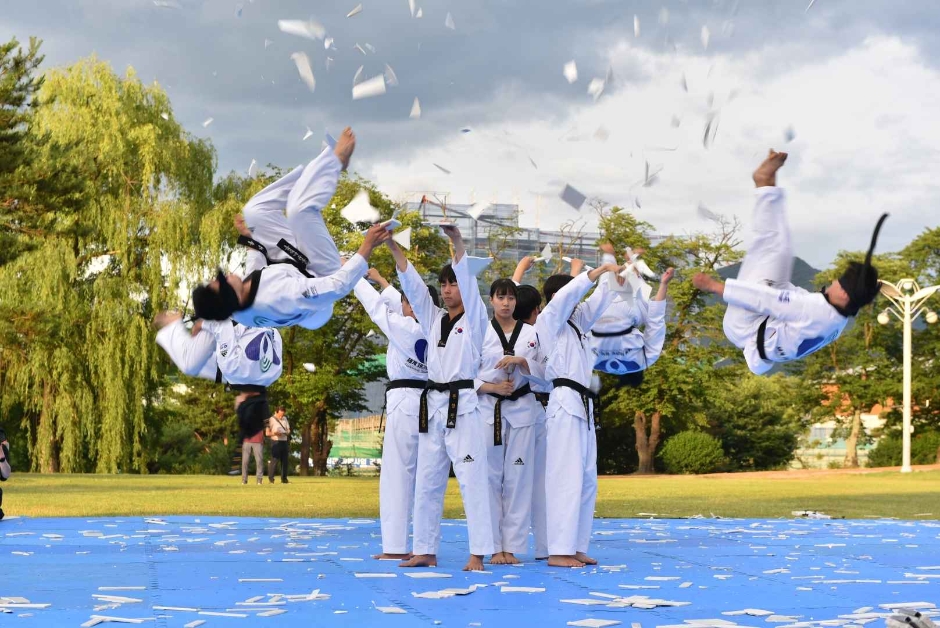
[867,432,940,467]
[660,430,726,474]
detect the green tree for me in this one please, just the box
[0,55,215,472]
[598,210,744,474]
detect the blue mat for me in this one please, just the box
[1,516,938,627]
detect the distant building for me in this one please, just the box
[792,412,886,469]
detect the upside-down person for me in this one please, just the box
[535,258,624,568]
[386,225,494,571]
[190,127,390,329]
[584,244,675,387]
[693,150,888,374]
[353,268,435,561]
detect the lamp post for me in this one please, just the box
[877,279,940,473]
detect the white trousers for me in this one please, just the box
[531,418,548,558]
[379,404,419,555]
[545,409,597,556]
[723,188,793,348]
[485,418,536,555]
[242,147,342,278]
[412,409,493,557]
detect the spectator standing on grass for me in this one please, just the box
[266,406,291,484]
[0,427,11,520]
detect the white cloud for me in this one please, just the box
[367,35,940,267]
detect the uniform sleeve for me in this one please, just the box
[453,254,488,349]
[723,280,837,324]
[354,279,415,354]
[380,285,404,316]
[244,249,267,276]
[577,272,617,333]
[536,272,594,337]
[155,320,217,378]
[300,253,368,305]
[398,261,440,337]
[639,299,668,368]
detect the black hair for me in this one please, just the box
[236,394,270,441]
[543,274,575,303]
[489,278,517,299]
[836,213,888,317]
[193,270,241,321]
[438,264,457,285]
[426,284,441,308]
[513,285,542,321]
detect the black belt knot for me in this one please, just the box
[418,380,474,432]
[591,325,635,338]
[486,383,533,445]
[551,378,600,428]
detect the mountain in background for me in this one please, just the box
[718,257,821,290]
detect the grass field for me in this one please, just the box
[5,468,940,519]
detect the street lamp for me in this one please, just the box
[877,278,940,473]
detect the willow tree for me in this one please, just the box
[0,55,214,472]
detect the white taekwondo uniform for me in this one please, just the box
[591,254,667,376]
[397,255,494,558]
[156,319,283,386]
[535,271,616,557]
[231,145,367,330]
[476,318,544,556]
[722,187,848,375]
[353,280,429,555]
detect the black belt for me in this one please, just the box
[591,326,635,338]
[534,392,550,409]
[756,316,770,362]
[231,384,267,394]
[486,383,533,445]
[552,378,600,428]
[418,380,475,432]
[386,379,427,392]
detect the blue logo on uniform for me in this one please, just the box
[778,292,791,304]
[414,339,428,364]
[594,358,641,375]
[245,331,281,373]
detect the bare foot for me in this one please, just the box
[752,149,788,188]
[462,555,485,571]
[490,552,508,565]
[334,126,356,171]
[575,552,597,565]
[399,554,436,568]
[153,311,182,330]
[548,555,585,568]
[373,553,412,560]
[502,552,520,565]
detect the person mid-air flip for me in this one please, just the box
[693,150,888,375]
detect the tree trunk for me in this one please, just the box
[843,409,861,469]
[299,422,311,477]
[634,410,662,474]
[310,401,332,477]
[38,381,60,473]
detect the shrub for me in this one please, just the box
[868,432,940,468]
[660,431,726,474]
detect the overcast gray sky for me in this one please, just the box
[3,0,939,268]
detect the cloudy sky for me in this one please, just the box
[3,0,939,268]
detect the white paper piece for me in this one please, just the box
[534,244,553,263]
[634,15,640,37]
[352,65,365,86]
[325,56,334,71]
[384,64,399,87]
[352,75,386,100]
[376,607,407,614]
[364,43,376,54]
[805,0,818,12]
[701,26,711,50]
[324,37,333,50]
[347,3,362,17]
[354,573,398,578]
[404,572,453,579]
[277,19,326,41]
[468,202,492,220]
[415,7,423,17]
[569,620,622,628]
[303,127,314,141]
[408,0,416,17]
[467,256,493,277]
[587,78,605,101]
[159,113,169,121]
[391,227,411,249]
[264,38,273,48]
[444,12,455,29]
[290,52,316,92]
[433,163,451,174]
[183,622,206,628]
[341,190,381,224]
[410,97,422,119]
[559,184,587,210]
[202,117,213,128]
[500,586,545,593]
[564,61,578,83]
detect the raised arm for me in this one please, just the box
[354,278,408,340]
[537,273,595,337]
[639,299,668,367]
[452,252,488,348]
[576,262,623,331]
[155,317,217,378]
[395,263,440,337]
[512,256,535,285]
[694,273,832,323]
